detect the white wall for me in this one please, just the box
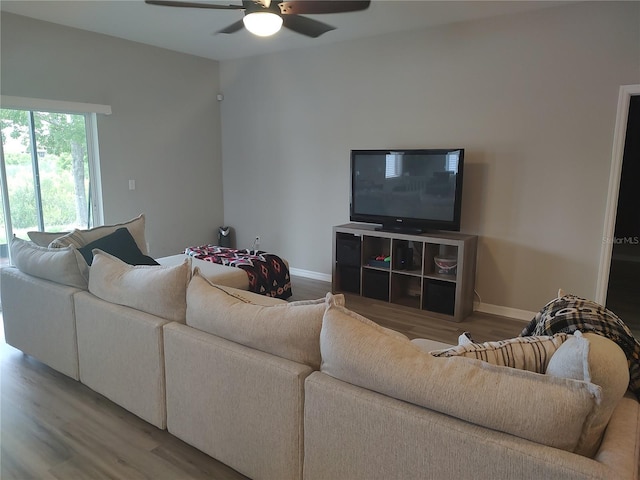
[220,2,640,312]
[1,13,223,257]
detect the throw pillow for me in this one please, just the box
[27,230,70,247]
[77,227,158,266]
[186,270,339,369]
[9,236,88,289]
[48,229,85,249]
[320,303,604,457]
[49,214,148,255]
[522,291,640,395]
[546,331,629,456]
[88,250,191,323]
[430,333,569,373]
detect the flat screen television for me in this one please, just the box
[350,149,465,233]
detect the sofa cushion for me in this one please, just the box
[78,227,158,266]
[88,250,191,322]
[429,333,569,373]
[10,236,88,289]
[204,280,288,306]
[49,214,148,255]
[27,230,70,247]
[522,291,640,396]
[320,303,606,457]
[186,270,340,369]
[327,302,409,341]
[546,331,629,456]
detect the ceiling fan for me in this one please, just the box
[145,0,371,38]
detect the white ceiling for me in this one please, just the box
[1,0,571,61]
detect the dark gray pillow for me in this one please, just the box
[78,227,158,266]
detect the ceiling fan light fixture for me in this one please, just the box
[243,11,283,37]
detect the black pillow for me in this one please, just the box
[78,227,159,266]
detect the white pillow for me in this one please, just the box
[10,236,88,289]
[50,214,148,254]
[186,270,341,369]
[88,250,191,322]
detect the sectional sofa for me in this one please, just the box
[1,216,639,480]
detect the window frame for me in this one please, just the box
[0,96,110,244]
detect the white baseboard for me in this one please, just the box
[474,302,535,322]
[289,267,332,283]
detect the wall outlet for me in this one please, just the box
[253,236,260,250]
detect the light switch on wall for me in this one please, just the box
[129,179,136,190]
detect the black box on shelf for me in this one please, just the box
[337,265,360,293]
[362,269,390,301]
[395,245,413,270]
[336,234,361,266]
[424,279,455,315]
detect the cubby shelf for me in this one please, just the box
[332,223,478,322]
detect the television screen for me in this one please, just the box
[350,149,464,232]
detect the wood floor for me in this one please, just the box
[291,276,528,344]
[0,275,527,479]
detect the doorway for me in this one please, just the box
[602,89,640,336]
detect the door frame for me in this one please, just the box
[596,84,640,304]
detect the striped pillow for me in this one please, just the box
[430,334,569,373]
[48,229,85,249]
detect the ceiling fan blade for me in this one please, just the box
[145,0,243,10]
[282,14,335,38]
[217,19,246,34]
[279,0,370,15]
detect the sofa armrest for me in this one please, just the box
[1,266,81,379]
[594,391,640,479]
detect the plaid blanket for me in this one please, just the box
[185,245,292,300]
[521,294,640,396]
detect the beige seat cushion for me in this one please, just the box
[320,303,606,457]
[186,270,342,369]
[157,253,249,290]
[410,338,453,351]
[88,250,191,322]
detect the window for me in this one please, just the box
[0,101,105,264]
[446,151,461,174]
[385,152,403,178]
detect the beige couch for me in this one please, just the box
[2,218,639,480]
[304,304,640,480]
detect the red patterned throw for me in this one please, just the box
[185,245,292,300]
